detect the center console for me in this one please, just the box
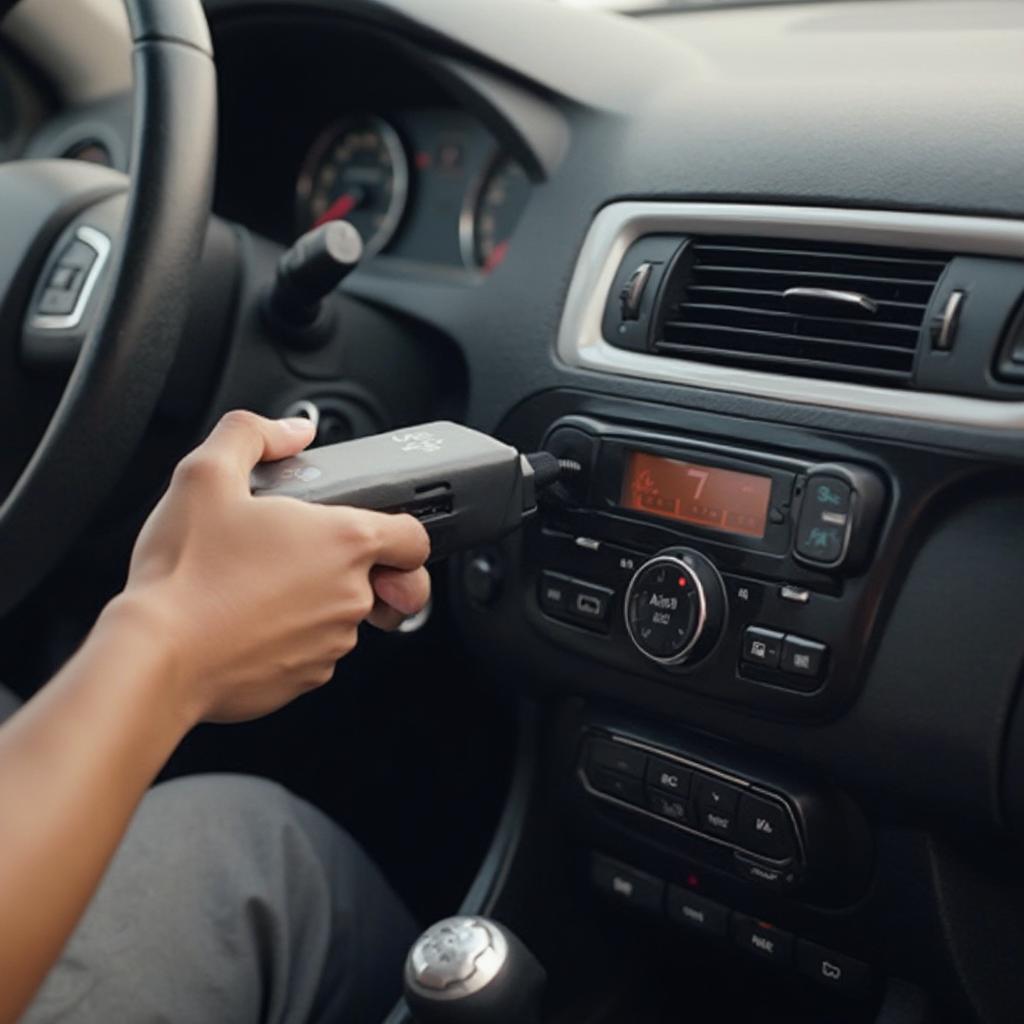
[525,414,886,719]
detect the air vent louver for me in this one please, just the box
[655,236,950,385]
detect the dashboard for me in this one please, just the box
[210,19,534,271]
[4,1,1024,1023]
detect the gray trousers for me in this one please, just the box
[0,688,416,1024]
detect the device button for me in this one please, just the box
[732,914,794,967]
[797,940,874,998]
[736,795,797,861]
[538,571,571,616]
[590,767,644,807]
[567,580,614,626]
[666,886,729,937]
[591,854,664,913]
[588,738,646,779]
[645,757,691,797]
[647,788,688,824]
[780,635,828,680]
[779,584,810,604]
[695,776,741,838]
[741,626,784,669]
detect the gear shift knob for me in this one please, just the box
[403,916,545,1024]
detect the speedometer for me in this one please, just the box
[295,114,409,257]
[461,155,531,272]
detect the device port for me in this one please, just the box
[403,494,454,522]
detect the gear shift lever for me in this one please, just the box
[403,916,545,1024]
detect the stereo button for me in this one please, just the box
[796,475,852,565]
[647,789,688,823]
[645,757,692,797]
[733,915,794,967]
[781,635,827,680]
[737,795,796,860]
[588,738,646,779]
[741,626,783,668]
[695,777,741,838]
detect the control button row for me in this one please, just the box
[539,570,614,631]
[741,625,828,683]
[591,853,874,1000]
[582,737,800,865]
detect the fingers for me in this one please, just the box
[194,411,316,490]
[337,510,431,570]
[373,566,431,615]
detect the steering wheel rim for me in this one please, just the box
[0,0,217,617]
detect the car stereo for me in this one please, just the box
[520,415,887,718]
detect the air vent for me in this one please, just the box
[654,236,951,385]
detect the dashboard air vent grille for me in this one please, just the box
[655,236,950,384]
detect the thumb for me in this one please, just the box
[201,410,316,485]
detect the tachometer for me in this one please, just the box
[295,114,409,257]
[461,155,531,272]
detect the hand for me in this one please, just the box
[105,410,431,725]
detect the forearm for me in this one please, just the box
[0,596,192,1024]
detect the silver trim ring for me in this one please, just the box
[31,225,112,331]
[556,200,1024,432]
[623,554,708,667]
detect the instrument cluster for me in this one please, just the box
[293,107,531,272]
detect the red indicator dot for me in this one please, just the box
[415,151,432,170]
[687,873,700,889]
[678,576,688,587]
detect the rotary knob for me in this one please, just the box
[624,548,727,667]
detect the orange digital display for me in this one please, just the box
[621,451,772,539]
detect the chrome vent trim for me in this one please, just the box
[556,202,1024,431]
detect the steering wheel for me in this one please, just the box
[0,0,216,616]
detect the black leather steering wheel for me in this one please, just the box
[0,0,216,616]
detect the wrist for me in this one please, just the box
[92,588,201,733]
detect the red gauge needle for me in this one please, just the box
[483,239,510,273]
[313,191,360,228]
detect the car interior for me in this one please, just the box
[1,0,1024,1021]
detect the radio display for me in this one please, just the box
[620,450,772,539]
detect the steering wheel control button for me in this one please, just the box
[695,777,741,839]
[591,855,664,914]
[666,887,729,938]
[588,738,646,779]
[646,757,692,797]
[590,766,644,807]
[407,916,506,995]
[780,634,828,681]
[647,788,688,823]
[741,626,784,668]
[736,796,796,861]
[795,475,852,565]
[797,940,873,999]
[31,226,112,331]
[733,915,794,967]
